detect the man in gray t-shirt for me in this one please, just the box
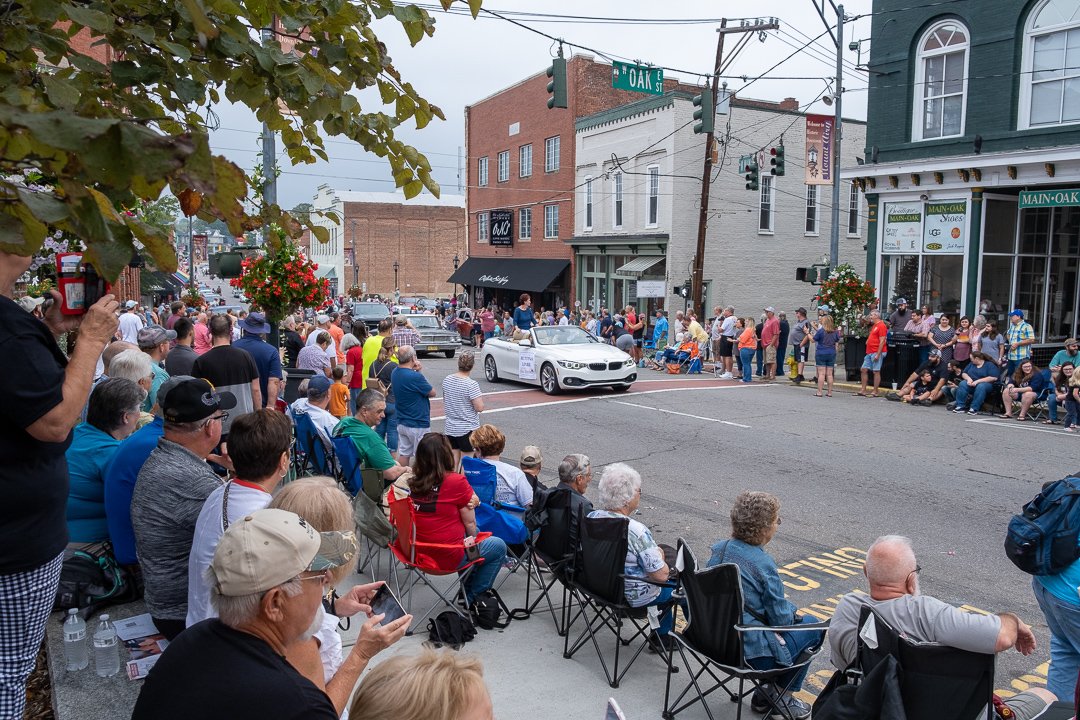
[789,308,812,384]
[830,535,1054,720]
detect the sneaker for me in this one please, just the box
[968,409,979,415]
[720,372,733,379]
[647,632,678,654]
[885,391,901,402]
[918,399,934,406]
[946,402,956,411]
[954,406,967,413]
[750,692,772,713]
[772,696,812,720]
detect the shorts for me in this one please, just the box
[615,334,635,352]
[793,345,809,363]
[764,345,777,364]
[861,352,886,372]
[483,331,494,340]
[815,352,836,368]
[447,431,474,452]
[711,338,722,358]
[1003,690,1051,720]
[397,425,429,457]
[719,337,734,358]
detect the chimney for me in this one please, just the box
[780,97,799,111]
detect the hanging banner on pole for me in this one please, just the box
[804,114,834,186]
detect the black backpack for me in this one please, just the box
[1005,475,1080,576]
[54,543,137,620]
[427,611,476,649]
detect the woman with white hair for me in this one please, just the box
[587,463,675,651]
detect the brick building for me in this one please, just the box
[308,185,465,299]
[452,54,699,311]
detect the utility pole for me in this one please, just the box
[691,18,779,316]
[812,0,845,270]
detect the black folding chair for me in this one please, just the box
[562,515,678,688]
[662,539,829,720]
[520,486,580,635]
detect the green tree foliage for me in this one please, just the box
[0,0,480,280]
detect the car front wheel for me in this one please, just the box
[540,363,560,395]
[484,355,500,382]
[444,350,456,358]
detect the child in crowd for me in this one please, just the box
[328,366,350,419]
[900,369,937,406]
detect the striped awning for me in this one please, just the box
[173,271,189,285]
[614,256,664,277]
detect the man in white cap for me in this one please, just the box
[118,299,145,344]
[133,508,410,719]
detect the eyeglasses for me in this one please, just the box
[202,411,229,428]
[299,570,331,587]
[908,565,922,579]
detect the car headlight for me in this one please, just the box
[557,360,585,370]
[624,358,636,367]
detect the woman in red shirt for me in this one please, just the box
[407,434,506,601]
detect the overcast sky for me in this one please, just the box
[208,1,876,210]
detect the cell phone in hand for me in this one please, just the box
[368,583,407,627]
[604,698,627,720]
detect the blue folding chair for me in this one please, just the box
[332,435,392,577]
[290,411,337,477]
[461,456,528,547]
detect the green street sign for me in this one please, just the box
[611,61,663,96]
[1018,189,1080,209]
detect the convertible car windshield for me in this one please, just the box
[405,315,440,329]
[531,326,599,346]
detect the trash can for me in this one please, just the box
[883,336,920,388]
[283,368,316,404]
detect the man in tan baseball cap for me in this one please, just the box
[520,445,544,489]
[133,509,369,719]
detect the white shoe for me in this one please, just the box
[719,372,733,379]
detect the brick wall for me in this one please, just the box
[59,23,116,65]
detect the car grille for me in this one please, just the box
[588,362,607,371]
[609,361,624,370]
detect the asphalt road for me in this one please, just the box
[417,349,1072,699]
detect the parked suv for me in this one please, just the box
[351,301,392,332]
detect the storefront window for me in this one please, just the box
[1016,256,1048,330]
[978,255,1013,329]
[882,255,919,308]
[920,255,964,315]
[983,199,1018,253]
[1047,255,1079,340]
[1020,207,1051,254]
[1052,205,1080,254]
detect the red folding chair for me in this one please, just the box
[387,492,491,627]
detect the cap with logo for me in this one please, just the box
[520,445,543,468]
[137,326,177,349]
[210,509,357,597]
[161,378,237,423]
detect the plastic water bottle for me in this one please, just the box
[93,614,120,677]
[62,609,88,671]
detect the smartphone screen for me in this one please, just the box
[604,698,627,720]
[368,584,407,626]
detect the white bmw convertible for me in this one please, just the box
[480,325,638,395]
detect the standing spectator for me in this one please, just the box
[776,311,790,378]
[599,307,614,344]
[479,306,496,346]
[131,378,235,639]
[233,312,283,408]
[978,321,1005,369]
[669,309,685,348]
[1045,362,1075,426]
[391,346,435,466]
[928,313,957,364]
[1035,532,1080,699]
[709,306,724,368]
[164,301,186,332]
[911,305,937,365]
[612,316,635,355]
[888,297,911,332]
[1006,309,1036,377]
[754,315,766,377]
[66,378,146,544]
[138,326,175,411]
[954,316,973,368]
[368,336,399,453]
[999,360,1047,421]
[327,312,346,366]
[362,319,393,391]
[391,315,421,349]
[298,332,334,378]
[119,300,146,343]
[951,352,999,415]
[627,305,644,363]
[442,352,484,469]
[812,315,842,397]
[282,315,304,368]
[344,329,366,411]
[193,312,212,355]
[717,306,737,380]
[520,446,544,490]
[512,293,534,340]
[652,310,669,351]
[856,310,889,397]
[306,314,338,370]
[328,367,350,419]
[192,314,259,437]
[789,308,811,384]
[738,317,758,384]
[760,307,780,381]
[165,318,198,376]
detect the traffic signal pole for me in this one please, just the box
[691,18,780,316]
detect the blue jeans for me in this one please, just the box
[349,387,362,416]
[642,585,678,635]
[746,615,825,694]
[740,348,755,382]
[755,347,764,375]
[1033,579,1080,700]
[1065,397,1080,429]
[954,380,991,412]
[459,536,507,603]
[374,401,398,453]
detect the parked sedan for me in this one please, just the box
[399,313,459,358]
[480,325,637,395]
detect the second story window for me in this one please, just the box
[914,21,968,140]
[848,185,862,236]
[478,157,488,187]
[612,171,623,229]
[646,166,659,227]
[759,176,774,233]
[497,151,509,182]
[545,136,560,172]
[584,177,593,230]
[477,212,488,242]
[805,185,819,234]
[519,144,532,177]
[544,204,559,238]
[1022,0,1080,128]
[519,207,531,240]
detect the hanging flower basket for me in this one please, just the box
[181,288,205,308]
[814,263,878,339]
[230,239,329,322]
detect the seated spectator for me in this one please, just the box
[470,424,533,508]
[66,378,146,544]
[132,509,370,719]
[104,375,191,568]
[707,491,822,720]
[899,369,937,406]
[131,379,236,640]
[1048,337,1080,376]
[186,410,294,627]
[349,650,493,720]
[999,359,1047,421]
[1066,369,1080,433]
[939,360,964,402]
[334,388,408,482]
[298,332,333,377]
[270,478,412,716]
[587,463,676,652]
[829,535,1053,719]
[289,375,338,443]
[556,454,594,531]
[658,333,699,366]
[406,433,506,603]
[519,445,544,490]
[889,348,947,402]
[952,352,999,415]
[1044,362,1074,426]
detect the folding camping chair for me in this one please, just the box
[290,411,337,478]
[662,540,829,720]
[461,456,529,575]
[521,485,580,635]
[332,435,391,577]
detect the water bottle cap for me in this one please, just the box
[100,614,109,620]
[67,608,77,615]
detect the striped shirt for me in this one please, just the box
[441,374,482,436]
[1007,320,1034,361]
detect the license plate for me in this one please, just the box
[427,345,438,351]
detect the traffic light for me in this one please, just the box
[770,145,786,176]
[546,57,567,109]
[745,162,759,191]
[692,88,714,134]
[677,283,691,298]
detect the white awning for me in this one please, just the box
[614,256,664,277]
[315,266,337,279]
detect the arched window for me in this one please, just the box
[913,21,969,140]
[1021,0,1080,128]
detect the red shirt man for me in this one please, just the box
[866,317,889,355]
